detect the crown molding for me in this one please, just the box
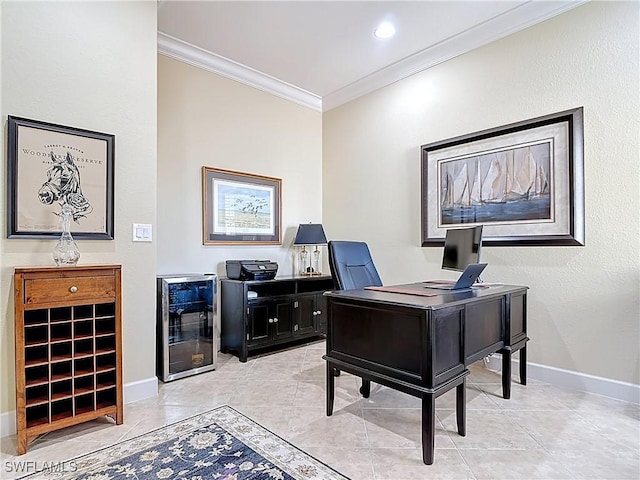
[157,32,322,112]
[322,0,588,111]
[158,0,586,113]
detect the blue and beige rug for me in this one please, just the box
[21,405,349,480]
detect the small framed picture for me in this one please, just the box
[202,167,282,245]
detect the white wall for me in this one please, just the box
[157,55,323,280]
[0,1,158,424]
[323,2,639,390]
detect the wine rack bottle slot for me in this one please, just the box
[24,325,48,345]
[25,384,48,406]
[73,320,94,338]
[51,361,72,381]
[74,375,94,394]
[51,398,73,421]
[51,379,72,400]
[74,338,94,358]
[24,345,48,366]
[75,392,95,414]
[74,304,94,320]
[97,370,116,389]
[25,404,49,428]
[24,309,48,326]
[50,307,72,323]
[95,318,116,335]
[96,352,116,371]
[75,357,95,376]
[51,342,72,362]
[95,335,115,353]
[96,388,116,409]
[25,365,48,386]
[95,303,115,317]
[50,322,72,342]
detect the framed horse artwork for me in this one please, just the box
[6,116,115,239]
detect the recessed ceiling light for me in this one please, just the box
[374,22,395,40]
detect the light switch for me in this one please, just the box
[132,223,152,242]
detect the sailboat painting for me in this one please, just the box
[439,141,552,226]
[422,107,584,246]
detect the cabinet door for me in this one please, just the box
[296,294,316,335]
[272,299,294,341]
[315,293,328,333]
[247,302,271,347]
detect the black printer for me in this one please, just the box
[225,260,278,281]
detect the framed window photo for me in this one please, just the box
[202,167,282,245]
[421,107,584,246]
[7,116,115,239]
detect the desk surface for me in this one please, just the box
[324,282,528,309]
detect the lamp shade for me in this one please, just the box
[293,223,327,245]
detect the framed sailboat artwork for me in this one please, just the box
[421,107,584,246]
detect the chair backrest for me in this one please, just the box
[328,240,383,290]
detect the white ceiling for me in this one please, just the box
[158,1,586,111]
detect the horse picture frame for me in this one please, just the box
[7,116,115,239]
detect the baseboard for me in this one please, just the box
[123,376,158,404]
[483,355,640,404]
[0,410,16,439]
[1,377,159,438]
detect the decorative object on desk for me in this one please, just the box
[18,405,349,480]
[293,223,328,275]
[7,116,115,239]
[421,107,584,246]
[202,167,282,245]
[52,204,80,266]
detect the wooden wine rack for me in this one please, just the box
[14,265,123,454]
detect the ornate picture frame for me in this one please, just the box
[421,107,584,246]
[202,167,282,245]
[7,116,115,239]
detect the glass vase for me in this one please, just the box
[53,204,80,266]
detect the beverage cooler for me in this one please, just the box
[156,274,217,382]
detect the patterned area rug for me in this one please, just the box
[20,406,349,480]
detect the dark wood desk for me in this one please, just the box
[323,283,529,465]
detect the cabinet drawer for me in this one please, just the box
[24,276,116,305]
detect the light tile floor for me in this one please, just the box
[1,340,639,479]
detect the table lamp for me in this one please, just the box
[293,223,327,275]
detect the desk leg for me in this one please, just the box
[360,379,371,398]
[421,395,436,465]
[502,351,512,399]
[519,346,527,385]
[456,379,466,437]
[326,362,335,416]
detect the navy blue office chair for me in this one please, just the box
[327,240,382,397]
[328,241,382,291]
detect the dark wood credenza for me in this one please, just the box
[220,275,334,362]
[323,283,529,465]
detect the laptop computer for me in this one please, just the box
[423,263,487,290]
